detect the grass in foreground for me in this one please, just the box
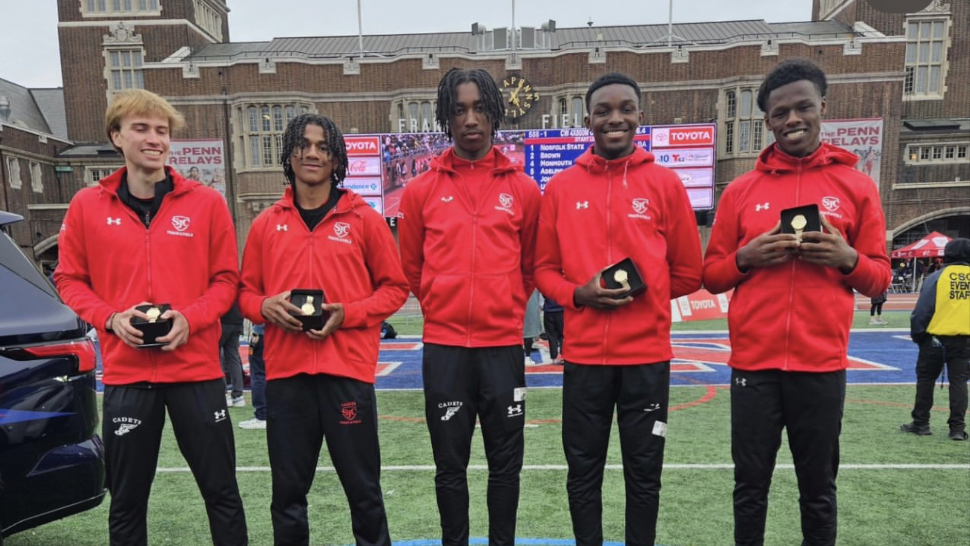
[9,385,968,546]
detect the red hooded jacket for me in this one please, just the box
[55,167,239,385]
[398,146,541,347]
[239,187,408,383]
[703,143,891,372]
[535,147,703,365]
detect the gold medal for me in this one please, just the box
[146,306,161,323]
[301,295,315,316]
[614,269,631,291]
[791,214,807,242]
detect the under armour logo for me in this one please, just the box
[276,224,288,231]
[735,377,747,387]
[643,403,661,413]
[441,196,454,202]
[755,203,770,212]
[507,403,523,417]
[576,201,589,210]
[106,217,121,225]
[214,410,227,422]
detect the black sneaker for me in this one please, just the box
[948,429,968,441]
[900,422,931,435]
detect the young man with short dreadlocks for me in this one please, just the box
[239,113,408,546]
[398,67,541,546]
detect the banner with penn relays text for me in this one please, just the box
[169,139,227,198]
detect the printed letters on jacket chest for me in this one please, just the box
[97,200,207,265]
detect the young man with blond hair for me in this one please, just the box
[56,89,247,546]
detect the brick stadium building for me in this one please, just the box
[0,0,966,272]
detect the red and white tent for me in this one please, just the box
[891,231,952,259]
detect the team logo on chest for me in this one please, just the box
[629,198,652,220]
[495,193,515,215]
[166,215,194,238]
[822,196,840,212]
[329,222,352,244]
[171,216,191,232]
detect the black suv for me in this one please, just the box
[0,211,106,543]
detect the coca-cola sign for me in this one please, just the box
[346,157,381,176]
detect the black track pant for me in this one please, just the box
[422,343,526,546]
[562,361,671,546]
[731,368,845,546]
[102,379,247,546]
[911,336,970,432]
[266,373,390,546]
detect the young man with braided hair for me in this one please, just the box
[55,89,247,546]
[535,72,702,546]
[398,67,541,546]
[703,58,891,546]
[239,113,408,546]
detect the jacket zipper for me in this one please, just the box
[306,209,319,374]
[783,161,803,371]
[604,168,614,364]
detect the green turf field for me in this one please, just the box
[8,381,969,546]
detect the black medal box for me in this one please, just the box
[780,204,821,236]
[289,289,328,331]
[603,257,647,299]
[130,303,172,348]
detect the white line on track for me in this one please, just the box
[155,463,970,473]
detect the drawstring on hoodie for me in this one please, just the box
[622,160,630,190]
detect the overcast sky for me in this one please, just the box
[0,0,811,88]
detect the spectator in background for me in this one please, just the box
[220,302,246,407]
[238,323,266,430]
[901,238,970,441]
[869,290,888,325]
[523,290,541,366]
[542,293,564,365]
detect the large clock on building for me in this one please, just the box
[501,74,539,120]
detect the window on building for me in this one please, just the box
[82,0,159,16]
[85,166,119,185]
[6,157,22,190]
[241,103,310,168]
[106,48,145,92]
[905,143,969,165]
[904,18,949,99]
[192,0,224,40]
[722,87,764,156]
[29,162,44,193]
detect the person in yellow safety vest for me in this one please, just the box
[901,238,970,441]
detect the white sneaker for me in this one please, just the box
[238,418,266,430]
[229,396,246,408]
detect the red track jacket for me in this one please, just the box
[703,143,892,372]
[239,187,408,383]
[398,146,541,347]
[535,147,703,365]
[55,167,239,385]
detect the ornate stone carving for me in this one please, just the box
[103,22,143,45]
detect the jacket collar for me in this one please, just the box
[575,146,654,173]
[278,185,366,217]
[755,142,859,174]
[99,166,199,197]
[430,146,521,176]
